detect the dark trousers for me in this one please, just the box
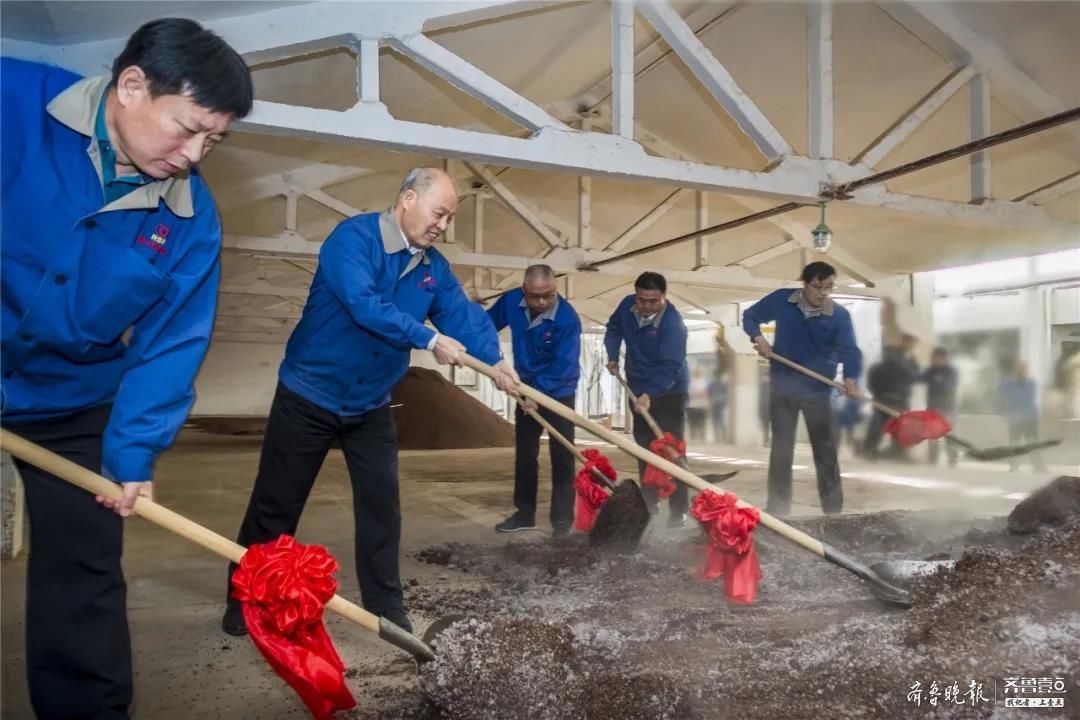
[928,409,959,465]
[632,393,688,517]
[227,382,404,616]
[863,397,907,457]
[512,395,576,529]
[4,404,132,720]
[711,404,726,443]
[686,407,708,442]
[1008,421,1047,471]
[768,392,842,515]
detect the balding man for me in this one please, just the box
[222,167,519,636]
[488,265,582,535]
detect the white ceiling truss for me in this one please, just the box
[8,0,1077,342]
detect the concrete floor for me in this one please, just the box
[2,431,1077,719]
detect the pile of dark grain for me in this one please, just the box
[352,500,1080,719]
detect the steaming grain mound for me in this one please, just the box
[391,368,514,450]
[1008,476,1080,534]
[377,512,1080,719]
[420,618,582,720]
[579,672,687,720]
[905,520,1080,677]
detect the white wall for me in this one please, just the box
[192,341,284,415]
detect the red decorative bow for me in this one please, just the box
[231,535,356,719]
[574,448,616,532]
[883,409,952,448]
[690,491,762,604]
[642,432,685,498]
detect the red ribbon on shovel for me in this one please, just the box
[690,491,762,604]
[642,432,684,498]
[574,448,616,532]
[883,409,952,448]
[231,535,357,719]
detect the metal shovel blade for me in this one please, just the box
[870,559,955,594]
[966,439,1061,462]
[420,614,467,653]
[590,479,651,553]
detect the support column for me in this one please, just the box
[729,349,763,448]
[1021,258,1051,392]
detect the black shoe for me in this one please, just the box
[495,513,538,533]
[668,513,687,528]
[552,525,571,538]
[381,608,413,634]
[222,605,247,637]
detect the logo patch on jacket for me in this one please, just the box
[418,273,435,289]
[137,223,170,254]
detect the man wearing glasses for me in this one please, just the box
[742,262,862,516]
[488,264,582,535]
[605,272,691,526]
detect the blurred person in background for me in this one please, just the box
[998,359,1048,472]
[863,333,919,460]
[686,366,710,442]
[832,384,864,451]
[708,370,729,443]
[920,347,959,466]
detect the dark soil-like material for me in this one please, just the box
[391,368,514,450]
[354,511,1080,719]
[589,480,651,553]
[1009,476,1080,534]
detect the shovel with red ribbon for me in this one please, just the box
[0,429,436,720]
[767,352,1060,462]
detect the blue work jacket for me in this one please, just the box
[279,212,502,415]
[1,58,221,482]
[487,288,581,399]
[604,295,689,398]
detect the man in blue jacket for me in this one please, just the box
[998,359,1048,472]
[743,262,862,516]
[488,264,582,535]
[0,20,252,720]
[223,167,519,636]
[604,272,691,526]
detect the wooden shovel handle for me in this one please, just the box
[460,355,828,558]
[521,404,614,493]
[766,352,901,419]
[613,375,666,437]
[0,429,434,660]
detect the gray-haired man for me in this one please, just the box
[223,167,519,636]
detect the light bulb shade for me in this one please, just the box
[811,223,832,251]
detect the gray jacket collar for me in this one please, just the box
[631,300,667,328]
[47,75,194,218]
[519,294,560,329]
[788,290,834,317]
[380,210,431,278]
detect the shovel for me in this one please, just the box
[0,429,437,663]
[519,403,651,552]
[460,354,915,607]
[613,375,738,487]
[767,351,1060,462]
